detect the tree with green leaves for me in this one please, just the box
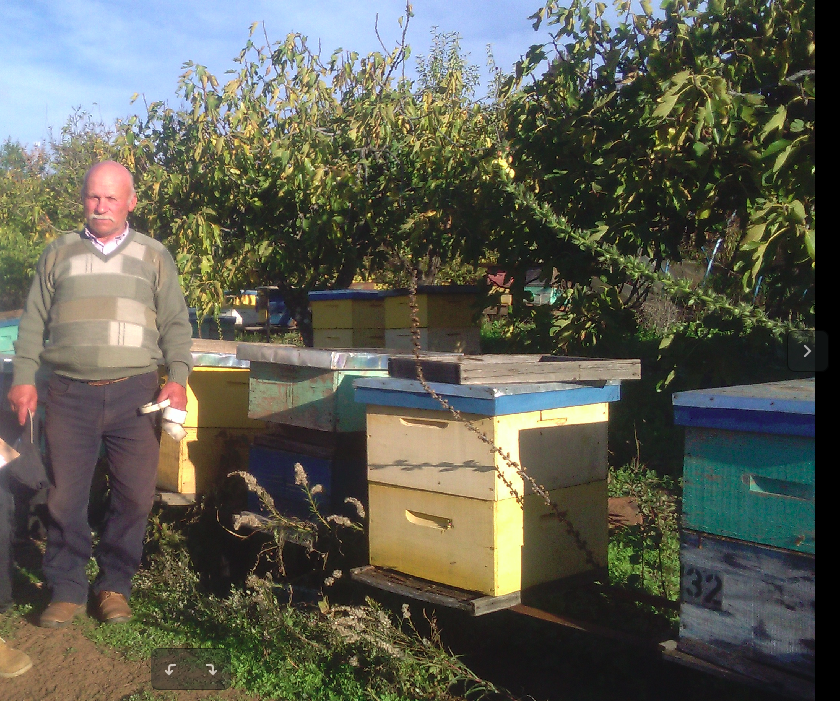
[491,0,814,469]
[0,111,117,310]
[500,0,814,336]
[118,15,501,341]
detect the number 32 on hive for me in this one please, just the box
[682,567,723,610]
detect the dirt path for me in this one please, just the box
[1,619,258,701]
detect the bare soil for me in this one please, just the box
[1,618,258,701]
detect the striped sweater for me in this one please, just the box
[12,229,193,386]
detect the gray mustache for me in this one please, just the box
[90,214,115,221]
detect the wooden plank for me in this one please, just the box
[512,604,661,650]
[666,640,815,700]
[189,338,241,355]
[679,531,815,679]
[349,565,521,616]
[682,428,815,553]
[384,328,481,354]
[672,379,815,415]
[155,491,196,506]
[387,354,640,384]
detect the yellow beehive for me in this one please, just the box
[384,290,479,329]
[368,480,608,596]
[183,366,266,429]
[384,327,481,354]
[367,403,609,499]
[313,328,386,349]
[310,297,386,330]
[157,426,263,496]
[157,343,265,494]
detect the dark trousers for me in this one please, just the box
[0,472,12,608]
[43,372,160,604]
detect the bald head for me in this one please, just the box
[82,161,135,197]
[82,161,138,241]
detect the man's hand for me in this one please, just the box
[7,384,38,426]
[156,381,187,411]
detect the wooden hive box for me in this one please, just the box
[247,425,367,515]
[313,328,385,349]
[384,327,481,354]
[368,480,607,597]
[0,312,21,354]
[238,344,390,433]
[366,403,609,499]
[678,530,815,680]
[383,286,480,329]
[308,289,387,330]
[673,379,815,554]
[158,426,261,496]
[356,377,620,595]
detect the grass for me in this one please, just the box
[607,463,681,605]
[2,492,501,701]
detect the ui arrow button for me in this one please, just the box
[787,331,827,372]
[152,648,231,690]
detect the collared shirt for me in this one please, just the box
[82,224,130,255]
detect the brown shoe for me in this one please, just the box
[0,637,33,678]
[39,601,84,628]
[95,591,132,624]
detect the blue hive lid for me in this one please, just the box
[672,378,815,437]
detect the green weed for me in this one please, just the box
[608,463,681,606]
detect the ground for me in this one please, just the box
[1,618,257,701]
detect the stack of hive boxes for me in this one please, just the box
[354,375,620,597]
[238,344,391,515]
[384,286,481,354]
[157,339,265,497]
[309,290,386,349]
[672,379,815,690]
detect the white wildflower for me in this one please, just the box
[401,603,411,620]
[311,483,324,495]
[326,514,354,527]
[344,496,366,519]
[293,462,308,487]
[232,513,264,531]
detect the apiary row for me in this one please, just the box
[309,287,481,353]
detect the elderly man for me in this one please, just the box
[6,161,192,627]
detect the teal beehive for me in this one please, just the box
[672,379,815,554]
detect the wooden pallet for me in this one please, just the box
[387,354,641,384]
[350,565,521,616]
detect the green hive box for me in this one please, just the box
[238,344,389,433]
[0,315,20,354]
[673,379,815,554]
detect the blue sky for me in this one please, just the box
[0,1,557,148]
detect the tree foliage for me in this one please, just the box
[118,16,501,337]
[0,111,116,309]
[502,0,814,336]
